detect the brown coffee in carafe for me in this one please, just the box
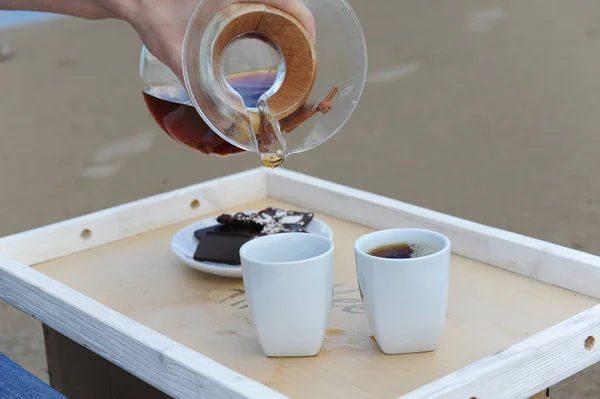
[143,69,278,156]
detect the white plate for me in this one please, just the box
[171,211,333,278]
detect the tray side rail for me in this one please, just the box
[267,169,600,300]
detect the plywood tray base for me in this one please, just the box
[2,168,600,399]
[32,198,599,398]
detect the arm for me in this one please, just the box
[0,0,122,20]
[0,0,315,81]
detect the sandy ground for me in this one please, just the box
[1,0,600,396]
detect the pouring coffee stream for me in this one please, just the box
[256,85,340,168]
[140,0,367,167]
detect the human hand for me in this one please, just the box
[121,0,315,82]
[0,0,314,84]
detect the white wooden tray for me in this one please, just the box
[1,168,599,399]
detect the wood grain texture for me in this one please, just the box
[266,169,600,300]
[2,169,600,398]
[32,198,599,398]
[0,255,284,399]
[211,3,316,119]
[207,3,316,137]
[402,306,600,399]
[252,5,317,119]
[0,168,266,266]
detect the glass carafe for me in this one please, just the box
[140,0,367,167]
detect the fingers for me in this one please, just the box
[136,0,315,87]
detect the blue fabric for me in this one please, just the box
[0,353,66,399]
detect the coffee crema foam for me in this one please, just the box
[405,241,440,258]
[368,241,441,259]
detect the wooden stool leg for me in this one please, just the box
[529,388,550,398]
[43,325,171,399]
[43,324,111,399]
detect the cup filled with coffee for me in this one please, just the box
[240,233,334,357]
[354,229,451,355]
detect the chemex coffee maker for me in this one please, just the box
[140,0,367,167]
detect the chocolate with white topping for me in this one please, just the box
[216,207,314,235]
[193,207,316,265]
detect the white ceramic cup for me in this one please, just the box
[354,228,451,355]
[240,233,335,357]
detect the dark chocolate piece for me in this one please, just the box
[192,208,315,265]
[216,212,263,231]
[193,225,221,241]
[216,207,315,235]
[194,222,260,241]
[193,234,252,265]
[213,221,262,236]
[207,231,262,238]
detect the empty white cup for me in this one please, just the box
[240,233,334,357]
[354,229,451,355]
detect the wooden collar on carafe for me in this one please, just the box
[211,3,320,132]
